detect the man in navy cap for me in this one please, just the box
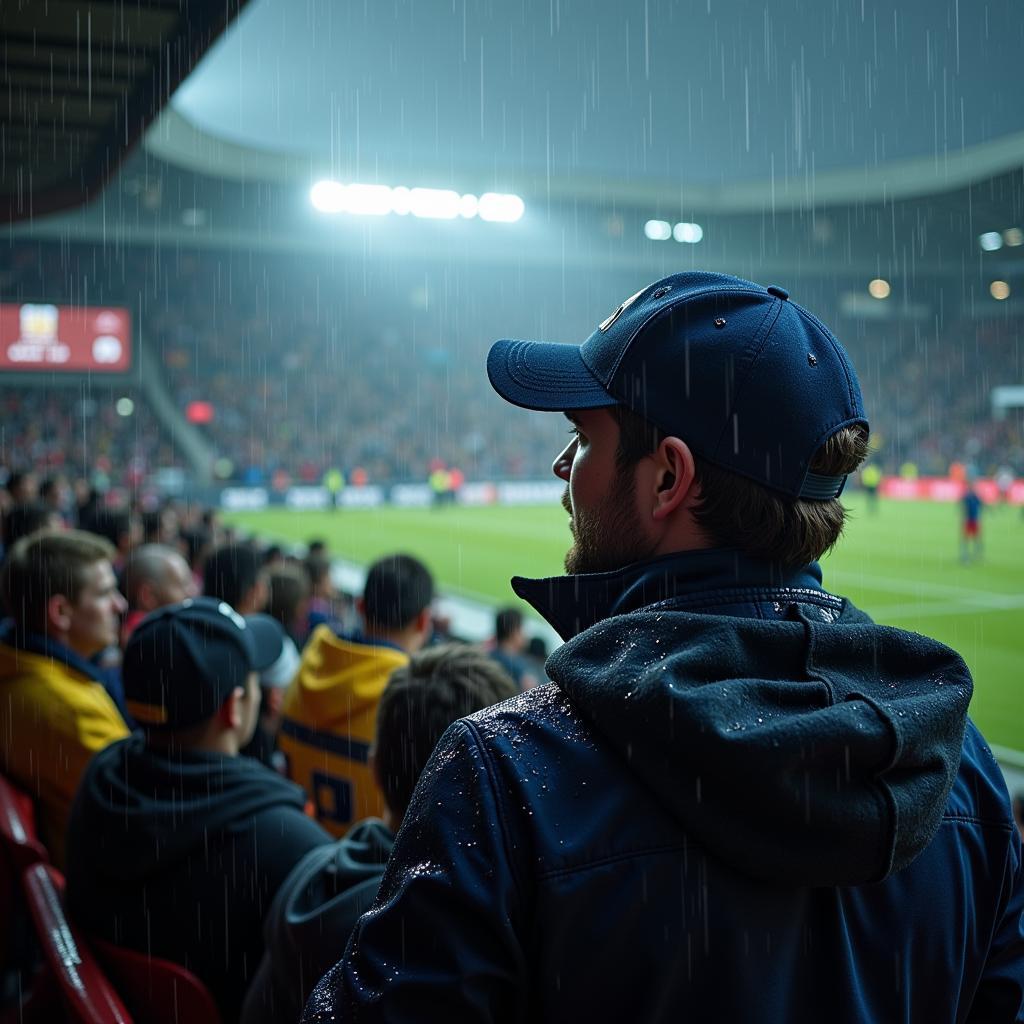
[305,273,1023,1022]
[66,597,331,1022]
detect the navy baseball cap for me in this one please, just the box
[123,597,286,729]
[487,271,868,500]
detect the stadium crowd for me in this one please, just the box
[1,242,1021,492]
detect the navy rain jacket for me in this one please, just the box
[305,550,1024,1023]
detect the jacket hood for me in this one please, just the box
[0,624,105,685]
[288,626,407,721]
[546,600,973,887]
[73,733,310,879]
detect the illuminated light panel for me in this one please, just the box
[310,180,523,222]
[673,222,704,244]
[1004,228,1024,247]
[115,397,135,417]
[990,280,1011,301]
[868,278,891,299]
[478,192,525,223]
[978,231,1003,252]
[644,219,672,241]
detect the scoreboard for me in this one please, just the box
[0,303,132,373]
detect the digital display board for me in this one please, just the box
[0,303,132,372]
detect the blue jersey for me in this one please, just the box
[963,492,982,522]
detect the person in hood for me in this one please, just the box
[241,643,516,1024]
[279,553,434,837]
[304,272,1024,1024]
[0,528,129,867]
[66,597,331,1022]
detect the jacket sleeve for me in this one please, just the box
[969,828,1024,1022]
[301,720,529,1024]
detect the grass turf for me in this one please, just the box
[225,495,1024,750]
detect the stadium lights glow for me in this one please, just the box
[990,280,1011,301]
[978,231,1003,252]
[115,397,135,417]
[644,219,672,241]
[868,278,891,299]
[1004,227,1024,247]
[673,222,704,244]
[310,180,524,222]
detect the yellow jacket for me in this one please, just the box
[0,641,129,866]
[279,626,408,837]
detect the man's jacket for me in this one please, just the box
[67,733,331,1022]
[279,626,408,836]
[0,627,128,867]
[304,550,1024,1023]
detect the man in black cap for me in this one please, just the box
[306,273,1023,1022]
[66,597,331,1022]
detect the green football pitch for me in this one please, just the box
[225,496,1024,751]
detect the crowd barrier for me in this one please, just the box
[878,477,1024,504]
[220,480,566,511]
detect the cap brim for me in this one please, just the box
[487,339,615,411]
[243,614,287,672]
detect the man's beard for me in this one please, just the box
[562,472,657,575]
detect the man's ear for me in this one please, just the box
[355,596,366,619]
[219,687,246,731]
[651,437,699,521]
[46,593,73,634]
[415,608,432,635]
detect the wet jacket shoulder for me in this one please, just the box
[304,553,1024,1023]
[0,635,128,866]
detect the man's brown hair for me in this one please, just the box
[612,406,869,568]
[1,528,116,631]
[374,644,517,820]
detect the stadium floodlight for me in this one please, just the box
[340,184,393,216]
[978,231,1003,252]
[459,194,479,218]
[115,397,134,417]
[310,180,347,213]
[409,188,462,220]
[644,219,672,241]
[1004,227,1024,247]
[478,193,525,222]
[673,222,704,244]
[868,278,891,299]
[990,280,1011,300]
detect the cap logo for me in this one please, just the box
[598,288,644,332]
[218,602,247,629]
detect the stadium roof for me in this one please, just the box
[0,0,251,222]
[151,0,1024,211]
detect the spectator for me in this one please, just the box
[141,504,180,547]
[0,529,129,866]
[307,273,1022,1021]
[80,506,142,570]
[304,554,345,635]
[66,598,331,1022]
[2,501,63,550]
[6,470,39,504]
[490,607,538,690]
[204,541,269,614]
[266,562,312,647]
[279,554,434,836]
[241,644,516,1024]
[121,544,199,644]
[39,474,72,523]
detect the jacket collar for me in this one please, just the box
[0,620,106,684]
[512,549,824,642]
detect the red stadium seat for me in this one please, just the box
[91,937,222,1024]
[0,772,48,975]
[21,863,132,1024]
[0,772,48,870]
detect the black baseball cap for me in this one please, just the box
[123,597,286,729]
[487,271,868,500]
